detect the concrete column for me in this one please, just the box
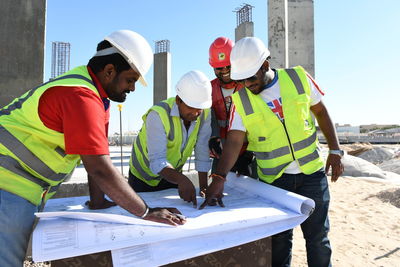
[268,0,315,77]
[268,0,288,69]
[235,21,254,42]
[0,0,46,107]
[153,52,171,104]
[288,0,315,77]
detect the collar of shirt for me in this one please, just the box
[265,69,278,90]
[170,101,180,117]
[87,66,110,110]
[170,101,197,126]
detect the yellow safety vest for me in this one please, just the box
[232,66,324,183]
[129,97,210,186]
[0,66,100,205]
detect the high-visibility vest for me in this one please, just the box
[211,79,248,155]
[231,66,324,183]
[211,78,242,139]
[0,66,100,205]
[129,97,210,186]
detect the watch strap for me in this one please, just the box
[329,149,344,156]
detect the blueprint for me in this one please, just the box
[32,173,314,264]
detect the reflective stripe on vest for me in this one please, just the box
[0,74,94,116]
[237,89,254,116]
[0,155,58,194]
[0,73,93,186]
[232,66,324,182]
[285,69,305,94]
[0,125,68,181]
[258,148,319,176]
[0,66,97,205]
[130,100,207,183]
[154,102,175,141]
[255,131,318,161]
[131,140,187,181]
[259,162,290,176]
[130,135,158,181]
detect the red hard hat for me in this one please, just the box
[209,37,234,68]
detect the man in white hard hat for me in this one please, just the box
[126,70,212,207]
[201,37,344,267]
[0,30,185,266]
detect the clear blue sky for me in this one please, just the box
[44,0,400,134]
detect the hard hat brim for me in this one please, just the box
[209,60,230,69]
[231,49,270,80]
[182,98,212,109]
[138,76,147,87]
[105,36,148,87]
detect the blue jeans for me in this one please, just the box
[0,190,38,267]
[270,169,332,267]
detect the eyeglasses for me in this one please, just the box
[215,65,231,71]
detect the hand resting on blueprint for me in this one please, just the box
[85,199,117,210]
[143,207,186,226]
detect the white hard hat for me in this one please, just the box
[103,30,153,86]
[230,37,270,80]
[176,70,212,109]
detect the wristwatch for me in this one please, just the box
[329,149,344,157]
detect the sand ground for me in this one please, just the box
[291,176,400,267]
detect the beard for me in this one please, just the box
[106,76,128,102]
[217,74,233,85]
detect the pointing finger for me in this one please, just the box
[199,199,208,210]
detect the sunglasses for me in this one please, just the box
[236,67,263,84]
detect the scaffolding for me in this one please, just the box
[155,40,170,54]
[51,42,71,79]
[234,3,254,26]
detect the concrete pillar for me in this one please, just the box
[268,0,315,77]
[153,50,171,104]
[0,0,46,107]
[235,21,254,42]
[268,0,288,69]
[288,0,315,77]
[234,4,255,42]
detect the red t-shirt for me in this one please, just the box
[38,67,110,155]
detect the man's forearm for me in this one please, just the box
[88,174,106,203]
[215,130,245,176]
[81,155,148,217]
[198,171,208,190]
[159,166,188,184]
[311,102,340,150]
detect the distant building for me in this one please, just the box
[368,127,400,137]
[51,41,71,79]
[335,124,360,134]
[360,124,399,133]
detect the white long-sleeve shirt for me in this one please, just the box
[145,102,211,174]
